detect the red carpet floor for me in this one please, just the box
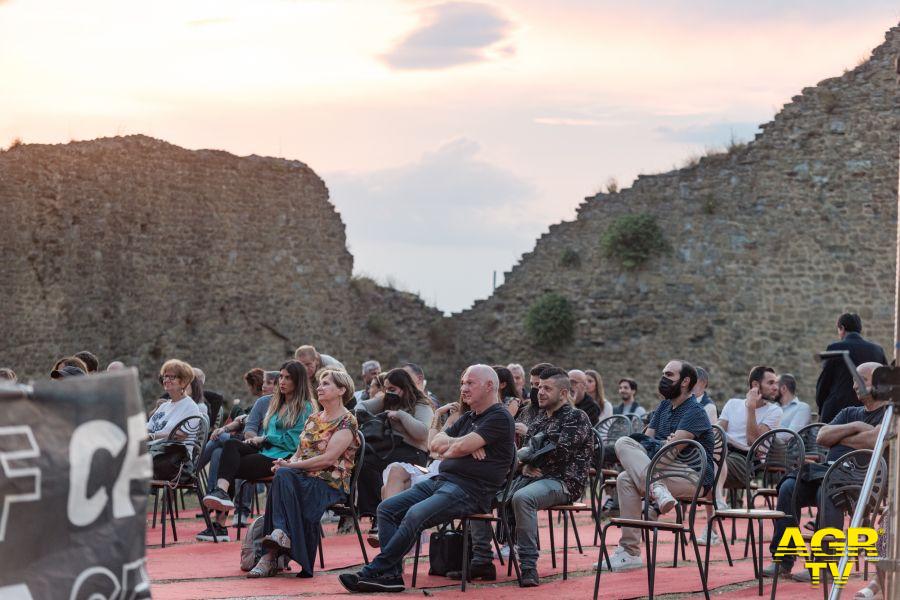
[146,509,873,599]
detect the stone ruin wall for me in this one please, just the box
[446,26,900,408]
[0,136,444,404]
[1,26,898,410]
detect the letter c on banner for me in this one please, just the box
[67,421,126,527]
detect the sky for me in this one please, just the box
[1,1,897,313]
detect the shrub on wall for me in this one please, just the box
[525,293,575,350]
[600,213,670,269]
[560,247,581,268]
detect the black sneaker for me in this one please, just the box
[203,487,234,512]
[356,573,405,593]
[196,523,230,542]
[446,562,497,581]
[520,567,540,587]
[338,573,361,592]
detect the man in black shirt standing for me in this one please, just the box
[339,364,515,594]
[815,313,887,423]
[568,369,602,426]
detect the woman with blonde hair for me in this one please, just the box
[247,368,359,578]
[585,369,612,421]
[202,360,315,541]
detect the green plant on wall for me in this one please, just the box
[600,212,670,269]
[525,293,575,350]
[560,247,581,268]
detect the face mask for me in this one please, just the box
[658,376,682,400]
[529,387,539,403]
[384,392,401,406]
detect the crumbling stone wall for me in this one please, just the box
[0,135,443,404]
[445,26,900,407]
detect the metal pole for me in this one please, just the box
[826,406,894,600]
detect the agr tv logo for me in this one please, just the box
[773,527,879,586]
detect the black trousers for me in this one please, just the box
[217,438,276,497]
[356,442,428,517]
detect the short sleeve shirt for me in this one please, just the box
[438,403,516,511]
[649,397,715,491]
[719,398,782,450]
[824,405,887,463]
[298,411,359,493]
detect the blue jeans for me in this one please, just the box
[360,477,482,579]
[770,475,842,568]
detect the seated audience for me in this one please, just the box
[585,369,613,421]
[603,359,714,572]
[569,368,602,426]
[693,367,717,423]
[775,373,811,433]
[202,360,315,540]
[147,359,202,477]
[339,365,515,593]
[763,362,887,580]
[515,363,555,438]
[403,362,440,409]
[355,360,382,403]
[493,365,522,417]
[614,378,645,418]
[247,369,359,579]
[507,363,526,398]
[460,366,593,587]
[51,356,89,377]
[355,368,434,520]
[717,366,783,491]
[74,350,99,373]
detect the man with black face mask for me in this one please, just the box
[600,359,715,572]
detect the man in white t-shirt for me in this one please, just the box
[717,366,783,490]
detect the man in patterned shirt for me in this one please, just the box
[602,359,715,572]
[455,366,593,587]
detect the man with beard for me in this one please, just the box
[601,359,714,571]
[613,378,645,418]
[717,366,783,491]
[515,363,555,437]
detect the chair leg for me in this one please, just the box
[196,482,217,544]
[489,522,505,566]
[160,487,168,548]
[502,516,521,584]
[689,528,711,600]
[648,528,658,600]
[748,520,761,596]
[235,481,246,541]
[167,487,178,542]
[563,511,569,580]
[758,520,765,596]
[571,512,584,553]
[351,510,369,564]
[151,488,159,528]
[594,524,611,600]
[717,515,734,566]
[461,518,470,592]
[547,511,557,569]
[318,523,325,569]
[412,532,421,588]
[770,555,780,600]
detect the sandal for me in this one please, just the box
[247,556,279,579]
[854,580,881,600]
[262,528,291,552]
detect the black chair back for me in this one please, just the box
[744,428,805,499]
[708,424,728,491]
[596,415,632,445]
[347,430,367,505]
[797,423,827,463]
[644,439,708,526]
[821,449,888,522]
[164,413,210,482]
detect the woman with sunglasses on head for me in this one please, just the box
[202,360,316,541]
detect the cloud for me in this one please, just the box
[382,2,515,70]
[326,138,541,312]
[534,117,604,127]
[655,121,761,145]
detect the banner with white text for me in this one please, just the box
[0,369,152,600]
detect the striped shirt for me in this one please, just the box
[649,396,715,490]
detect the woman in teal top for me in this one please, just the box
[201,360,316,541]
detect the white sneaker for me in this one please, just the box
[697,525,720,546]
[651,484,676,515]
[716,499,729,511]
[231,511,250,527]
[595,546,643,571]
[498,544,510,559]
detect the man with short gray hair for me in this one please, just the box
[340,364,515,593]
[354,360,382,403]
[775,373,811,433]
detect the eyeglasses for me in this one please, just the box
[161,374,179,382]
